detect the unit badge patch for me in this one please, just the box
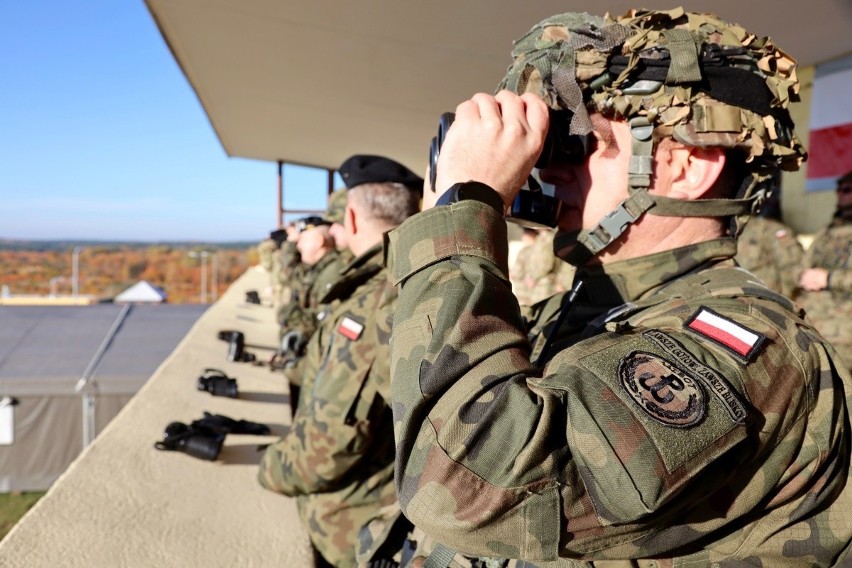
[338,316,364,340]
[684,307,765,362]
[619,352,706,428]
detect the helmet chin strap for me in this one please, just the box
[555,117,657,266]
[554,117,767,267]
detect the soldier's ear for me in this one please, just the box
[345,203,358,235]
[655,142,726,200]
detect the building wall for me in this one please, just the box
[782,63,844,235]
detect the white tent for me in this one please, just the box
[0,304,205,490]
[115,281,167,303]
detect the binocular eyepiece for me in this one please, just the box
[269,228,288,247]
[217,330,256,363]
[154,421,225,461]
[197,368,238,398]
[428,110,594,229]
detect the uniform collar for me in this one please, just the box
[320,244,385,304]
[574,237,737,306]
[341,243,383,274]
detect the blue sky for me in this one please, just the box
[0,2,330,242]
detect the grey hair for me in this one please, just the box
[349,182,420,227]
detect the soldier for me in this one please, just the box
[274,216,340,375]
[259,154,421,568]
[734,189,804,298]
[799,170,852,371]
[327,188,354,256]
[385,9,851,567]
[272,221,305,309]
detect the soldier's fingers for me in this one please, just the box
[521,92,549,140]
[455,93,492,120]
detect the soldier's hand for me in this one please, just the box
[433,90,548,208]
[800,268,829,291]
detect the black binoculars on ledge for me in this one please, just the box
[217,330,256,363]
[197,368,239,398]
[154,412,271,461]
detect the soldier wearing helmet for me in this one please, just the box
[383,8,851,567]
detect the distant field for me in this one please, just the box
[0,239,255,252]
[0,492,45,541]
[0,243,257,304]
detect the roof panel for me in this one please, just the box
[145,0,852,173]
[0,305,206,395]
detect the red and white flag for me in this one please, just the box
[685,307,765,361]
[807,56,852,191]
[338,316,364,340]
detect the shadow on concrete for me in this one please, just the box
[219,443,272,466]
[240,391,289,405]
[264,423,290,437]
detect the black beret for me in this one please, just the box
[338,154,423,192]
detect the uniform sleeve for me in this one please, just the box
[803,226,852,293]
[827,267,852,292]
[770,224,804,297]
[388,203,565,559]
[386,203,823,562]
[259,304,387,496]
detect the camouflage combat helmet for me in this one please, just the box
[498,8,807,264]
[326,189,348,224]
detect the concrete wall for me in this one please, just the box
[0,267,312,567]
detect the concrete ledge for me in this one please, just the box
[0,266,312,567]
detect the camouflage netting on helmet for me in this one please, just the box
[326,189,348,224]
[497,7,807,172]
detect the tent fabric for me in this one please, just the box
[0,304,206,491]
[0,304,207,396]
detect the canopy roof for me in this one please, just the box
[0,304,205,395]
[145,0,852,173]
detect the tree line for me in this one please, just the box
[0,243,259,304]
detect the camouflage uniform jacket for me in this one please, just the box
[802,217,852,303]
[257,237,278,272]
[512,231,571,306]
[386,201,852,567]
[274,240,305,307]
[734,216,803,298]
[799,217,852,372]
[259,244,398,568]
[278,249,344,339]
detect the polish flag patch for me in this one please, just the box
[338,316,364,340]
[684,307,765,362]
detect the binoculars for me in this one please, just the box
[155,412,271,461]
[269,228,288,247]
[217,330,256,363]
[155,420,226,461]
[197,368,238,398]
[428,111,593,228]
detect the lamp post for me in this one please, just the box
[210,251,218,302]
[49,276,65,297]
[72,246,83,297]
[188,250,211,304]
